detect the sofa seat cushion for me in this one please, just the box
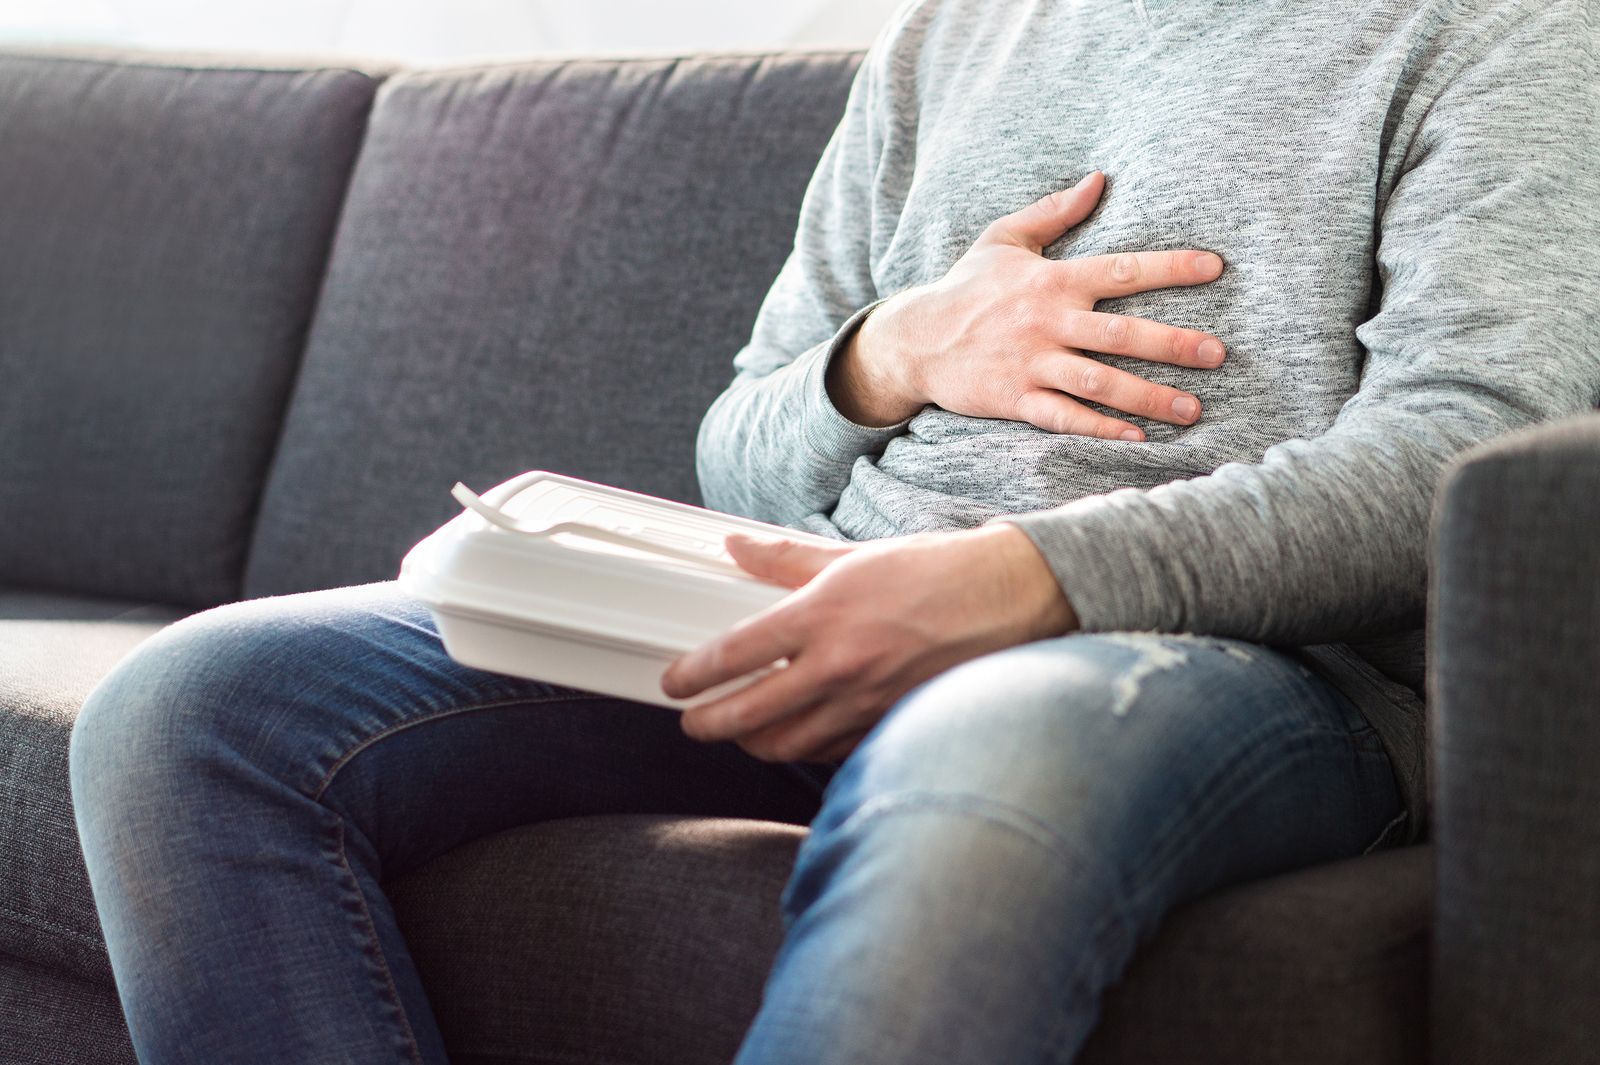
[0,591,185,983]
[391,816,1429,1065]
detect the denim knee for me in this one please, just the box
[71,593,366,834]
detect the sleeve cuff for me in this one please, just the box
[985,492,1181,635]
[796,300,914,462]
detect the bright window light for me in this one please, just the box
[0,0,902,62]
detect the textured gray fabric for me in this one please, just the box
[242,52,861,597]
[0,50,380,607]
[0,951,137,1065]
[390,815,1428,1065]
[1429,413,1600,1065]
[0,592,184,983]
[695,0,1600,847]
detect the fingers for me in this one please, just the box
[724,533,852,589]
[1012,389,1146,441]
[1055,309,1225,369]
[680,656,823,744]
[1035,352,1204,426]
[737,699,873,763]
[1058,249,1225,300]
[984,171,1105,254]
[661,607,802,700]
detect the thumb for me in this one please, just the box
[725,533,854,589]
[984,170,1105,254]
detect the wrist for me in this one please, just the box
[826,300,924,427]
[980,524,1079,640]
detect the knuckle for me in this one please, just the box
[1146,387,1177,418]
[1098,315,1132,349]
[1093,419,1126,440]
[1008,297,1049,337]
[1168,329,1191,361]
[769,735,812,764]
[1109,253,1140,285]
[820,646,866,682]
[1075,362,1109,398]
[1021,267,1059,302]
[740,737,780,763]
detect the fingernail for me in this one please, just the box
[1073,171,1097,190]
[1198,339,1225,365]
[1194,253,1223,277]
[1172,396,1200,421]
[1119,428,1143,442]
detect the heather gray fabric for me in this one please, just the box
[390,816,1428,1065]
[1,953,136,1065]
[0,592,184,988]
[696,0,1600,846]
[242,52,862,597]
[1429,414,1600,1065]
[0,51,380,607]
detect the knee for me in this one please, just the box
[70,596,329,819]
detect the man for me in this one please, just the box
[71,1,1597,1063]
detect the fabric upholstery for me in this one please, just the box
[1,952,136,1065]
[390,816,1429,1065]
[243,52,861,597]
[1429,412,1600,1065]
[0,592,184,989]
[0,50,379,606]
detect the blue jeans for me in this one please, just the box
[71,581,1401,1065]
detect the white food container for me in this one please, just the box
[399,471,837,708]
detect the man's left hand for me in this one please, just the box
[661,524,1078,763]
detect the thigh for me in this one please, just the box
[74,581,833,879]
[820,631,1401,903]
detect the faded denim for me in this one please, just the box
[71,582,1399,1064]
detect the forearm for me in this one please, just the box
[992,402,1534,646]
[697,304,914,525]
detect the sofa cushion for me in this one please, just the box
[243,52,860,597]
[0,51,380,607]
[0,591,185,984]
[0,952,136,1065]
[391,816,1429,1065]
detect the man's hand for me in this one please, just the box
[828,170,1227,440]
[661,525,1077,763]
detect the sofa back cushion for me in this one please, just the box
[243,52,859,597]
[0,51,379,607]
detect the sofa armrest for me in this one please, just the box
[1429,412,1600,1065]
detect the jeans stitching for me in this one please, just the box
[329,817,427,1065]
[309,692,611,802]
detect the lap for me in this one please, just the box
[73,582,835,875]
[824,632,1400,897]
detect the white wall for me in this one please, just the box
[0,0,903,62]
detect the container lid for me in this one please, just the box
[400,471,834,655]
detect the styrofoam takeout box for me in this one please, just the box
[399,471,839,708]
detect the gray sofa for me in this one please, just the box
[0,45,1594,1065]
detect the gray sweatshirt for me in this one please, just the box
[695,0,1600,843]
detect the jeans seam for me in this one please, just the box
[330,817,427,1065]
[1129,714,1377,898]
[1036,727,1394,1056]
[309,692,611,802]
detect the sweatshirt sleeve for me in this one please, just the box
[991,3,1600,645]
[694,27,916,526]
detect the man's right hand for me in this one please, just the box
[827,171,1227,441]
